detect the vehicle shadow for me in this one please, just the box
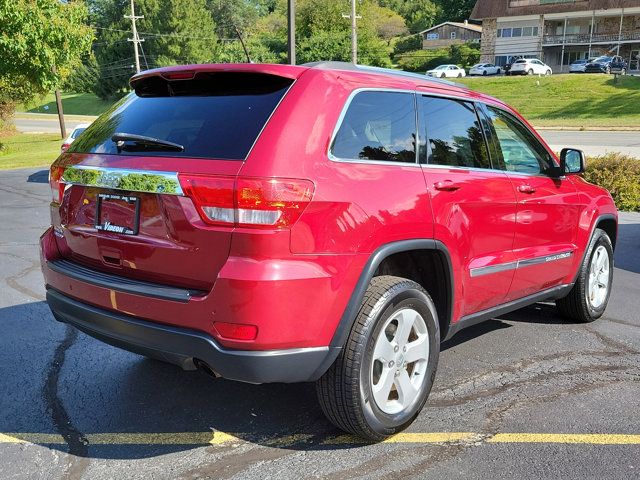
[615,222,640,275]
[26,170,49,184]
[0,301,546,460]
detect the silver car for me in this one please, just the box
[569,59,592,73]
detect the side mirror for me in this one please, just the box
[560,148,586,175]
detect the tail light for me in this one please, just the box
[49,166,65,203]
[179,175,314,229]
[61,143,70,152]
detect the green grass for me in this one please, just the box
[18,92,112,117]
[0,133,61,170]
[459,74,640,128]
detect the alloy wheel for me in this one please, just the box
[370,308,430,415]
[587,245,610,309]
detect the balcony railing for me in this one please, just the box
[543,31,640,45]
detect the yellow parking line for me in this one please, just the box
[2,432,640,447]
[1,433,65,444]
[488,433,640,445]
[383,432,477,444]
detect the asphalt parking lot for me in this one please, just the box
[1,168,639,480]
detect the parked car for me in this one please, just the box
[469,63,502,76]
[569,58,592,73]
[503,55,525,75]
[41,62,617,442]
[585,55,627,74]
[509,58,553,76]
[426,64,466,78]
[610,55,628,74]
[60,123,90,152]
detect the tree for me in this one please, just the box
[379,0,439,33]
[88,0,219,99]
[433,0,476,23]
[0,0,93,128]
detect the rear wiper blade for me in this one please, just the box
[111,133,184,152]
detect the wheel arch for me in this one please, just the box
[329,239,454,350]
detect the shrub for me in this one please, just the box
[392,34,422,56]
[584,153,640,212]
[395,48,450,72]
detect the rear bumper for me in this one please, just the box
[46,288,339,384]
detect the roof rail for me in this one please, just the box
[302,61,465,88]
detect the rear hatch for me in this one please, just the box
[50,68,298,292]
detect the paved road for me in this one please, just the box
[1,169,639,479]
[13,116,89,135]
[542,130,640,157]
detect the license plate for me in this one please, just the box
[95,193,140,235]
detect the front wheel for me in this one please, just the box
[527,69,534,75]
[546,69,552,76]
[316,276,440,441]
[556,228,613,323]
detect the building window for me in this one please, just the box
[426,33,439,40]
[512,27,522,37]
[451,31,457,39]
[501,28,513,38]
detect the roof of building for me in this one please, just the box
[419,21,483,34]
[471,0,640,20]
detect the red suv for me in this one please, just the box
[41,62,617,441]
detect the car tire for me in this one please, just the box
[556,228,613,323]
[606,66,611,74]
[546,69,552,76]
[527,69,534,75]
[457,73,463,78]
[441,73,446,78]
[497,69,501,74]
[482,70,487,76]
[316,275,440,441]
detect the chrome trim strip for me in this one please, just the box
[519,251,573,267]
[470,251,574,277]
[61,165,183,195]
[470,261,518,278]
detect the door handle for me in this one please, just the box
[518,184,536,194]
[433,180,460,192]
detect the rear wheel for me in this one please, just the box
[316,276,440,441]
[556,228,613,323]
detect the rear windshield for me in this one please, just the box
[69,72,293,160]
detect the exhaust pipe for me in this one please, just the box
[193,358,221,379]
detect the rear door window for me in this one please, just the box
[69,72,293,160]
[331,91,417,164]
[418,96,491,169]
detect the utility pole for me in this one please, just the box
[125,0,144,73]
[342,0,361,64]
[52,66,66,139]
[287,0,296,65]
